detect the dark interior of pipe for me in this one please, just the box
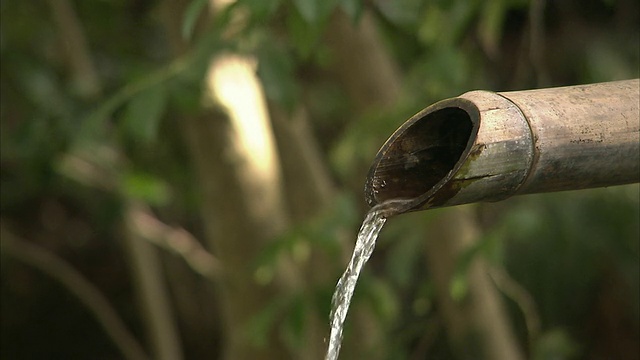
[365,107,473,206]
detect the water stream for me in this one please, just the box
[325,199,414,360]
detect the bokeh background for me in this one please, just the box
[1,0,638,359]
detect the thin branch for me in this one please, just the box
[57,151,222,281]
[0,223,150,360]
[489,266,541,349]
[125,202,222,281]
[122,203,184,360]
[77,55,191,143]
[47,0,102,98]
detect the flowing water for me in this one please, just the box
[325,199,414,360]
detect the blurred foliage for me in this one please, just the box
[1,0,639,359]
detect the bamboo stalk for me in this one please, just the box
[365,79,640,213]
[123,202,184,360]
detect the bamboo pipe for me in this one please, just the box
[365,79,640,214]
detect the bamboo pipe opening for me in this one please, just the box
[364,99,479,210]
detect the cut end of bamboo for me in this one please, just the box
[365,98,479,211]
[364,98,479,211]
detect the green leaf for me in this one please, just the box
[240,0,282,22]
[373,0,422,27]
[305,191,358,251]
[340,0,364,22]
[282,294,307,350]
[478,0,506,58]
[122,84,166,145]
[245,296,289,347]
[448,218,507,302]
[254,227,300,269]
[447,214,507,303]
[121,171,171,206]
[362,277,399,324]
[291,0,318,23]
[533,328,581,360]
[291,0,340,25]
[256,43,299,111]
[167,77,203,115]
[449,272,468,302]
[418,4,446,46]
[442,0,481,45]
[286,8,319,58]
[385,222,424,288]
[182,0,209,40]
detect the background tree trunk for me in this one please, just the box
[425,206,524,360]
[162,1,300,357]
[182,108,294,359]
[269,104,336,358]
